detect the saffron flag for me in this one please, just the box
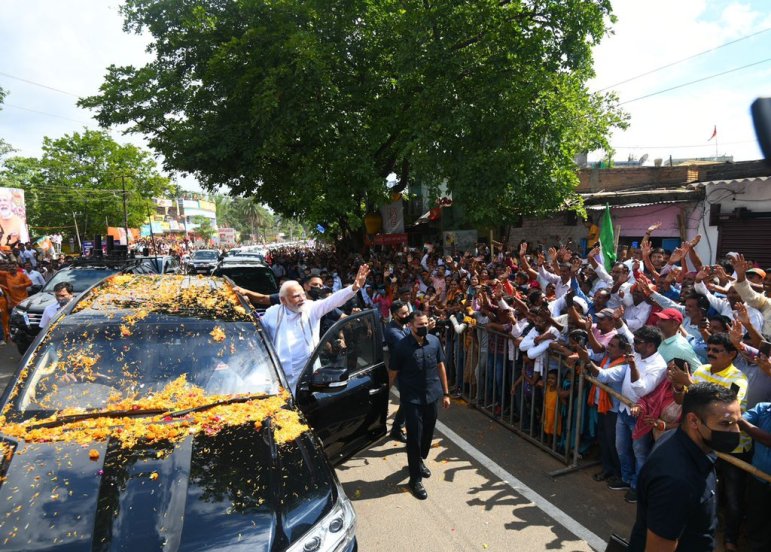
[708,125,717,141]
[599,205,616,272]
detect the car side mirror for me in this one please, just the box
[310,367,349,390]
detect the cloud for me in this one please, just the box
[589,0,771,162]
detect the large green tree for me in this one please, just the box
[81,0,626,241]
[0,129,173,239]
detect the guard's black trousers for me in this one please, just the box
[403,400,439,483]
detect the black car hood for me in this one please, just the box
[17,292,55,314]
[0,425,336,551]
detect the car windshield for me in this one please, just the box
[42,268,118,293]
[14,315,280,418]
[193,251,218,260]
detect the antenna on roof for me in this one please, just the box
[639,153,649,166]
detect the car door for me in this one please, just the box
[295,310,389,465]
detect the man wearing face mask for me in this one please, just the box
[389,310,451,500]
[39,282,74,328]
[669,332,749,552]
[384,301,411,442]
[259,264,370,394]
[629,383,741,552]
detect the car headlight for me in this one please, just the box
[286,481,356,552]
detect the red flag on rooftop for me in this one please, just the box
[707,125,717,141]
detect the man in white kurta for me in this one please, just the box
[259,264,369,393]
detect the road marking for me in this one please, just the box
[391,388,606,551]
[435,420,607,552]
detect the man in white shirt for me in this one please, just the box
[39,282,74,328]
[584,325,667,503]
[258,264,370,394]
[23,261,45,293]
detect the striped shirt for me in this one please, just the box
[691,363,750,453]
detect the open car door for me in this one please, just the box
[295,310,389,465]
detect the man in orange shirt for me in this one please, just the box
[0,265,32,343]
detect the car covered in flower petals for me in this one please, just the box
[0,274,388,551]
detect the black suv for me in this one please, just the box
[185,249,219,274]
[212,258,278,296]
[10,260,162,354]
[0,274,388,551]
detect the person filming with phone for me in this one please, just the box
[577,326,667,504]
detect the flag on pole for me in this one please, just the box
[708,125,717,141]
[599,205,616,272]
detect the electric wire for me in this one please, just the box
[618,57,771,105]
[597,26,771,91]
[0,70,82,98]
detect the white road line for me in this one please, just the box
[435,420,607,552]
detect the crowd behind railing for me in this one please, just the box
[261,227,771,550]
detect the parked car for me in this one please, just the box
[212,258,278,297]
[0,274,388,551]
[10,262,142,354]
[185,249,220,274]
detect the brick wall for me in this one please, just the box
[576,160,771,193]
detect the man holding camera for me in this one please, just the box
[389,310,451,500]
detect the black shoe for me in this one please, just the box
[606,477,630,491]
[419,461,431,479]
[409,480,427,500]
[624,489,638,503]
[390,428,407,443]
[592,471,609,482]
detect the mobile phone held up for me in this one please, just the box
[672,358,689,372]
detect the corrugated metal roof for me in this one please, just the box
[692,175,771,187]
[585,200,693,210]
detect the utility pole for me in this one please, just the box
[72,212,82,250]
[121,175,130,247]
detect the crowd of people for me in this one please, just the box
[262,226,770,551]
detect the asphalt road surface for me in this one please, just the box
[0,344,637,551]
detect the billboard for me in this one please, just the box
[218,227,236,244]
[0,187,29,244]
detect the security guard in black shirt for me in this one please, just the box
[389,310,451,500]
[629,383,741,551]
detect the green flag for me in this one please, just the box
[599,205,616,272]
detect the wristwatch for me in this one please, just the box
[443,392,450,397]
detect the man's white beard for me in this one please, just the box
[285,303,305,314]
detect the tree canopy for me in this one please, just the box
[81,0,626,239]
[0,129,173,239]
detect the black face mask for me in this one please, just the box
[698,417,740,453]
[308,287,322,300]
[396,315,409,325]
[415,326,428,338]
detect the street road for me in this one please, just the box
[338,395,635,552]
[0,345,636,551]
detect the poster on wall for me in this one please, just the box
[380,200,405,234]
[443,230,477,255]
[0,187,29,244]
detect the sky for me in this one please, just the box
[1,0,770,186]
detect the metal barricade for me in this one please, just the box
[446,324,595,473]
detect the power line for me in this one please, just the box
[3,102,90,124]
[618,57,771,105]
[0,70,82,98]
[597,26,771,91]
